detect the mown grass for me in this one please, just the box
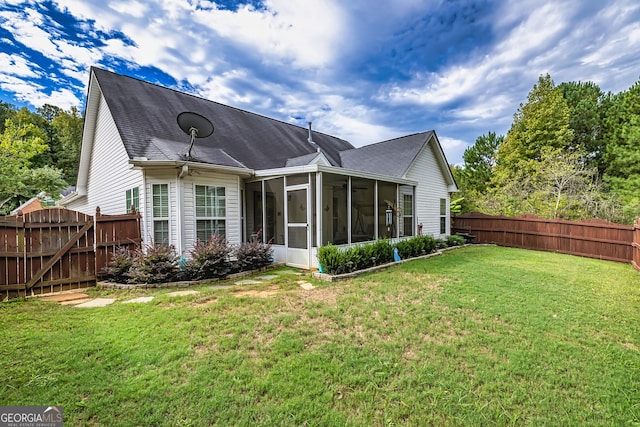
[1,246,639,426]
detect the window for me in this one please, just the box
[195,185,226,241]
[125,187,139,213]
[403,194,414,237]
[152,184,169,243]
[440,198,447,234]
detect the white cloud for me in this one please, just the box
[0,52,40,77]
[0,73,81,109]
[191,0,346,68]
[108,0,149,18]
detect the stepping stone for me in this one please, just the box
[255,275,278,280]
[40,292,90,303]
[122,296,155,304]
[298,281,315,291]
[235,279,262,285]
[166,290,199,297]
[75,298,115,308]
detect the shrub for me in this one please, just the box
[447,234,466,247]
[435,238,448,250]
[185,235,232,280]
[103,246,134,282]
[317,243,346,274]
[369,239,393,265]
[128,243,180,284]
[395,239,414,260]
[235,232,274,272]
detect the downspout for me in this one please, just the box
[176,169,185,255]
[142,171,148,243]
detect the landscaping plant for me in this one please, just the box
[235,231,274,272]
[185,235,233,280]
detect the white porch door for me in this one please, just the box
[286,186,310,268]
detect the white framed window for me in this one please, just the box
[403,194,414,236]
[125,187,139,213]
[195,185,226,241]
[152,183,169,243]
[440,198,447,234]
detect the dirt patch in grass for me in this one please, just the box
[233,285,280,298]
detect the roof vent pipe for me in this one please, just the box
[307,121,314,143]
[308,121,321,152]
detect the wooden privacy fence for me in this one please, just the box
[0,207,141,299]
[452,212,637,266]
[634,218,640,271]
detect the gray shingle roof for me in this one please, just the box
[92,67,354,170]
[339,132,434,178]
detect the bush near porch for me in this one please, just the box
[103,235,273,284]
[317,234,465,275]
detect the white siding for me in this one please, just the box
[405,141,450,237]
[64,93,143,216]
[145,170,242,254]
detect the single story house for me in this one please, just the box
[60,67,458,269]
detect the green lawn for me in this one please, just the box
[1,246,639,426]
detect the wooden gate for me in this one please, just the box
[0,207,141,299]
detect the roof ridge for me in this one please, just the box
[91,66,352,145]
[341,130,433,153]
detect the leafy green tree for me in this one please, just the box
[480,147,621,221]
[558,81,604,171]
[51,106,83,184]
[495,74,574,181]
[0,101,16,133]
[600,80,640,222]
[454,131,503,212]
[461,131,502,193]
[0,118,66,213]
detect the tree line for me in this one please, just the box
[453,74,640,224]
[0,102,83,214]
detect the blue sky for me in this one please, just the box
[1,0,639,164]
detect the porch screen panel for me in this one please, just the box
[321,174,348,245]
[351,178,375,243]
[245,181,263,242]
[265,178,284,245]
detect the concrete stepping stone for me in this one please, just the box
[235,279,262,285]
[166,290,199,297]
[122,296,155,304]
[75,298,115,308]
[297,281,315,290]
[40,292,89,303]
[255,275,278,280]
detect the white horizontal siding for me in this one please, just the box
[144,171,242,254]
[64,93,143,216]
[405,141,450,237]
[181,172,241,251]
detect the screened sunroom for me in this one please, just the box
[243,166,416,269]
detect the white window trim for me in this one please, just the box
[152,183,170,244]
[194,184,227,240]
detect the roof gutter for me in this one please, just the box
[128,159,254,178]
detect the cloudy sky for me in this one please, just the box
[1,0,639,164]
